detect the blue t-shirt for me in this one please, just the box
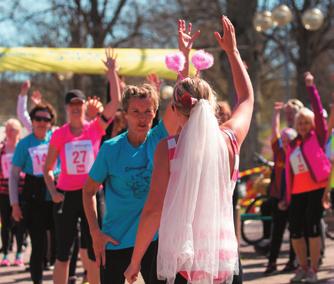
[89,120,168,250]
[12,131,59,176]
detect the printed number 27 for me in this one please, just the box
[72,151,86,164]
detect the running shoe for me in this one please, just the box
[68,276,77,284]
[263,263,277,276]
[282,260,298,273]
[0,258,10,267]
[290,267,308,283]
[305,269,318,283]
[13,257,24,267]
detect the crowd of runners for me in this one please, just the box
[0,16,333,284]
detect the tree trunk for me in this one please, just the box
[224,0,262,170]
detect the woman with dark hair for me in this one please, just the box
[9,103,58,284]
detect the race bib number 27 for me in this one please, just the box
[65,140,94,175]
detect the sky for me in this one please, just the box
[0,0,51,46]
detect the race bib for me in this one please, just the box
[290,147,309,175]
[1,153,13,179]
[65,140,94,175]
[28,144,49,175]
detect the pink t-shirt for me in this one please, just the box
[50,119,105,191]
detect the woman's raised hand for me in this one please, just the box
[274,101,284,113]
[20,80,31,96]
[214,16,237,54]
[31,90,43,105]
[304,72,314,87]
[178,19,200,55]
[103,47,118,79]
[86,96,104,120]
[146,73,161,92]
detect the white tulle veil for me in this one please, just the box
[157,100,239,284]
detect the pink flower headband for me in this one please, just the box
[165,49,214,77]
[166,50,213,110]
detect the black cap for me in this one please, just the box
[65,89,86,104]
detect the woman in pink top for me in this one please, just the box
[43,49,121,284]
[285,72,330,283]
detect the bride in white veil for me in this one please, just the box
[125,16,254,284]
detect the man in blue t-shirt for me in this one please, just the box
[83,84,177,284]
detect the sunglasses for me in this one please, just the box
[33,116,52,122]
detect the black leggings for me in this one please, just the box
[101,241,187,284]
[53,189,92,262]
[0,194,25,255]
[289,188,324,239]
[268,198,295,264]
[101,241,242,284]
[23,200,53,284]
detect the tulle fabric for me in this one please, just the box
[157,100,239,284]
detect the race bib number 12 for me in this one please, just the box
[65,140,94,175]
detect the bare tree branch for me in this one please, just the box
[103,0,128,38]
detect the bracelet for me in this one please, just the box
[98,112,110,123]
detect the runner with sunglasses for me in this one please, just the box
[9,103,58,284]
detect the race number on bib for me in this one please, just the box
[1,153,13,178]
[290,147,309,175]
[65,140,94,175]
[28,144,49,175]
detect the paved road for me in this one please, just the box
[1,222,333,283]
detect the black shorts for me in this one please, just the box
[289,188,324,238]
[101,241,186,284]
[53,188,94,262]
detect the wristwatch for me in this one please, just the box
[98,112,110,123]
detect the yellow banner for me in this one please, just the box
[0,47,195,79]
